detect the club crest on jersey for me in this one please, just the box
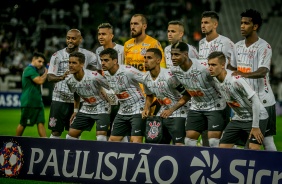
[148,121,161,139]
[140,48,147,56]
[209,45,218,53]
[49,117,57,127]
[248,50,255,59]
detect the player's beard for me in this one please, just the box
[131,29,142,38]
[204,29,213,36]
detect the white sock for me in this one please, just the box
[66,134,78,140]
[50,134,61,139]
[263,136,277,151]
[209,138,220,147]
[96,135,107,141]
[121,136,129,142]
[185,138,198,146]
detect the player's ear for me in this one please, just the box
[143,23,147,30]
[253,24,259,31]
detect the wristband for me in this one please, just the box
[74,108,78,113]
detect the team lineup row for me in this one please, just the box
[17,9,277,151]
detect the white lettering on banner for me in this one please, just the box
[62,150,81,177]
[81,151,94,179]
[0,94,21,107]
[119,153,135,181]
[102,152,118,180]
[27,147,179,183]
[40,149,60,176]
[0,75,21,91]
[229,160,282,184]
[28,148,44,174]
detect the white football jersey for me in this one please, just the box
[171,59,226,111]
[66,69,110,114]
[199,34,235,68]
[48,48,99,103]
[96,43,124,65]
[143,68,188,118]
[104,65,145,115]
[214,70,268,121]
[231,38,275,107]
[165,44,199,69]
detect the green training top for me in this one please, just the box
[20,65,44,107]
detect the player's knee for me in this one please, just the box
[96,135,107,141]
[184,137,198,146]
[66,134,78,140]
[209,138,220,147]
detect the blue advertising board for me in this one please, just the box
[0,92,21,108]
[0,136,281,183]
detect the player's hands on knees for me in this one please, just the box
[142,109,149,119]
[160,109,173,119]
[70,112,77,125]
[249,127,264,144]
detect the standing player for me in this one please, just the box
[199,11,235,146]
[16,52,48,137]
[199,11,235,68]
[65,52,110,141]
[47,29,99,139]
[100,48,145,143]
[142,48,189,145]
[228,9,277,151]
[124,14,166,72]
[165,20,199,69]
[95,22,126,141]
[96,23,124,65]
[170,42,229,148]
[208,51,268,150]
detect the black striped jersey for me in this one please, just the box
[104,65,145,115]
[199,35,235,68]
[66,69,110,114]
[96,43,124,65]
[171,59,226,111]
[48,48,99,103]
[164,44,199,69]
[143,68,188,118]
[214,70,268,121]
[231,38,276,107]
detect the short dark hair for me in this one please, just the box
[171,42,189,52]
[168,20,185,32]
[146,48,162,60]
[99,48,118,60]
[97,23,113,30]
[132,14,147,24]
[69,52,85,64]
[33,52,46,62]
[202,11,219,21]
[207,51,226,64]
[241,9,263,30]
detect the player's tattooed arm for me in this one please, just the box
[142,94,154,119]
[70,92,80,124]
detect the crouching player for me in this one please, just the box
[208,51,268,150]
[66,52,111,141]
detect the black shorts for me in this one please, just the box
[20,107,45,126]
[186,107,229,133]
[264,104,276,136]
[111,114,145,136]
[48,101,74,132]
[71,112,110,132]
[220,119,268,145]
[162,117,186,144]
